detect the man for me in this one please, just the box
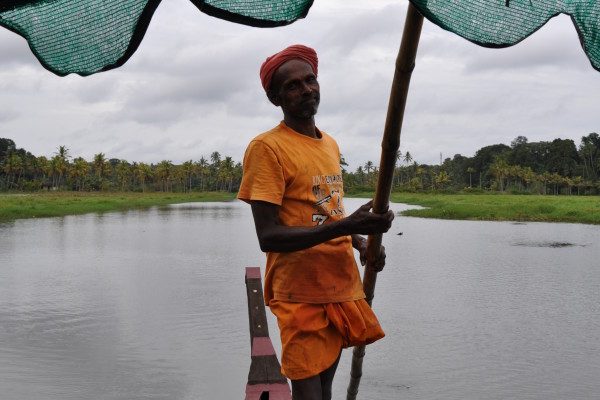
[238,44,394,400]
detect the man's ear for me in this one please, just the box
[266,89,280,107]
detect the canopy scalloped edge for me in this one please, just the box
[0,0,314,76]
[2,0,598,76]
[409,0,600,72]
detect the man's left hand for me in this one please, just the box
[353,235,387,272]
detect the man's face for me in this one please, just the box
[269,59,320,119]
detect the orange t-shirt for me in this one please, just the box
[238,122,365,304]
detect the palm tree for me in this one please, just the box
[156,160,173,192]
[400,151,413,183]
[181,160,198,192]
[135,162,153,192]
[36,156,50,185]
[434,171,451,189]
[233,161,243,191]
[93,153,107,179]
[55,145,70,162]
[210,151,221,165]
[130,161,138,188]
[403,151,413,166]
[50,155,67,189]
[521,166,536,192]
[23,154,37,185]
[509,165,523,191]
[116,160,131,191]
[549,172,564,195]
[410,161,419,180]
[490,156,509,192]
[197,156,209,191]
[578,133,599,180]
[395,151,403,186]
[93,153,111,190]
[210,152,221,190]
[3,151,22,189]
[364,161,375,187]
[355,166,365,185]
[340,153,349,174]
[416,165,425,185]
[466,167,475,188]
[172,165,185,192]
[54,146,71,189]
[540,171,551,195]
[69,157,90,191]
[220,156,235,191]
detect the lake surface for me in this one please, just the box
[1,198,599,400]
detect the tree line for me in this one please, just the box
[343,133,600,195]
[2,133,599,195]
[0,138,242,193]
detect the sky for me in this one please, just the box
[1,0,599,172]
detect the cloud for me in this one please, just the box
[0,107,19,123]
[318,3,406,56]
[0,0,598,172]
[463,15,589,73]
[0,30,39,68]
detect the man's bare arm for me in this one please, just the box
[250,199,394,253]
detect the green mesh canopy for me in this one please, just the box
[0,0,314,76]
[1,0,600,76]
[410,0,600,72]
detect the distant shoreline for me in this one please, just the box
[387,192,600,225]
[1,191,598,225]
[0,192,237,223]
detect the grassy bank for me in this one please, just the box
[0,191,238,223]
[2,191,599,225]
[388,192,600,225]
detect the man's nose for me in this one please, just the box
[300,82,313,93]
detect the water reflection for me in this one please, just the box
[1,199,599,400]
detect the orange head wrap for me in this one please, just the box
[259,44,318,92]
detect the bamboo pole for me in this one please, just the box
[346,4,423,399]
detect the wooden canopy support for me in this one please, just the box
[347,3,424,399]
[245,267,291,400]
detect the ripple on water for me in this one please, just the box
[512,241,584,248]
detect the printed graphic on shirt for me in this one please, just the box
[311,174,345,225]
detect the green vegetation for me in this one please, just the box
[0,192,237,222]
[2,133,600,195]
[2,133,599,224]
[388,192,600,225]
[1,189,597,225]
[1,139,241,194]
[343,134,600,196]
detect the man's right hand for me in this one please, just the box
[345,200,394,235]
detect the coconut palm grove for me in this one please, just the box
[1,133,599,195]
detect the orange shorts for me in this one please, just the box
[268,299,385,380]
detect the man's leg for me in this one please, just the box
[291,376,321,400]
[290,350,342,400]
[319,350,342,400]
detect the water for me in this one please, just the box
[1,198,599,400]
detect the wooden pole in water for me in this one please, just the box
[346,4,423,399]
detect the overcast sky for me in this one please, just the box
[1,0,599,171]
